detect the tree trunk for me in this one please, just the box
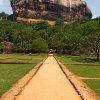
[96,51,99,60]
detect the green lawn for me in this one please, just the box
[55,55,100,65]
[0,53,46,96]
[0,53,46,63]
[84,80,100,96]
[55,55,100,78]
[65,65,100,78]
[55,54,100,96]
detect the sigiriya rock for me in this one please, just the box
[10,0,92,23]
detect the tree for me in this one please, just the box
[33,21,49,30]
[65,32,82,54]
[55,18,64,26]
[82,21,100,60]
[84,32,100,60]
[37,30,48,40]
[18,42,29,53]
[31,38,48,53]
[0,12,8,20]
[0,42,3,52]
[48,32,67,53]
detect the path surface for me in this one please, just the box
[79,77,100,80]
[16,56,82,100]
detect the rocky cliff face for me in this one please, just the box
[10,0,92,22]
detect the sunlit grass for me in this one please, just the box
[55,54,100,96]
[0,53,46,96]
[84,80,100,96]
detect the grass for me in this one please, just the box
[65,65,100,78]
[55,55,100,65]
[84,80,100,96]
[55,55,100,78]
[55,54,100,96]
[0,53,47,96]
[0,53,46,63]
[55,55,100,77]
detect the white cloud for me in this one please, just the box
[92,15,97,19]
[0,0,3,6]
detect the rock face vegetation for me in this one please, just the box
[10,0,92,22]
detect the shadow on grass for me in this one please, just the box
[72,57,100,63]
[0,62,35,64]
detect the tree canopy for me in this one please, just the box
[0,13,100,60]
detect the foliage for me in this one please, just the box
[33,21,49,30]
[55,18,64,26]
[0,12,100,59]
[0,12,8,20]
[0,42,3,52]
[31,38,48,53]
[81,21,100,60]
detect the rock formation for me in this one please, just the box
[10,0,92,22]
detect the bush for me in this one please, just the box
[31,38,48,53]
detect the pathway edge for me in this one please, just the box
[0,57,47,100]
[55,58,99,100]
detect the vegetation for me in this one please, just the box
[55,55,100,78]
[31,38,48,53]
[0,12,8,20]
[0,54,46,96]
[0,12,100,60]
[84,80,100,96]
[0,12,100,96]
[65,65,100,78]
[55,55,100,96]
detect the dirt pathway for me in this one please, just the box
[16,56,81,100]
[79,77,100,80]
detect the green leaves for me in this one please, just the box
[0,12,8,20]
[33,21,49,30]
[31,38,48,53]
[55,18,64,26]
[0,13,100,57]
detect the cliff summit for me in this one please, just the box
[10,0,92,22]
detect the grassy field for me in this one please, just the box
[55,55,100,96]
[0,53,46,96]
[65,65,100,78]
[55,55,100,65]
[84,80,100,96]
[0,54,46,64]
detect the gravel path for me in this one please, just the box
[16,56,81,100]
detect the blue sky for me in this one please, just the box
[85,0,100,18]
[0,0,12,14]
[0,0,100,18]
